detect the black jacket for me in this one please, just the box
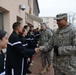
[0,51,5,73]
[25,34,37,49]
[6,31,35,68]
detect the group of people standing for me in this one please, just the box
[0,13,76,75]
[37,13,76,75]
[6,22,40,75]
[0,21,40,75]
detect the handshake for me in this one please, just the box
[35,48,40,53]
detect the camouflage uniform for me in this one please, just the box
[39,24,76,75]
[39,28,53,68]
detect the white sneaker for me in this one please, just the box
[32,60,34,63]
[30,63,33,65]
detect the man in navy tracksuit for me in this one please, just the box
[0,51,5,74]
[27,30,37,49]
[19,28,33,75]
[34,28,40,41]
[6,22,39,75]
[25,30,37,69]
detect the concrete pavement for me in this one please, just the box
[28,53,54,75]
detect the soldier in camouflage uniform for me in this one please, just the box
[38,13,76,75]
[38,22,53,74]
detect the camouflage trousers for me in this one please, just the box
[54,66,66,75]
[54,66,76,75]
[40,52,52,68]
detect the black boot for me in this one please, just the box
[26,70,32,74]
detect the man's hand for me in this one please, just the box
[35,48,40,53]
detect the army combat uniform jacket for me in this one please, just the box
[39,28,53,64]
[39,24,76,75]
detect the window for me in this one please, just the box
[53,25,56,27]
[29,8,31,14]
[46,21,49,24]
[46,17,49,20]
[17,16,23,24]
[53,20,56,23]
[28,0,31,6]
[0,12,3,30]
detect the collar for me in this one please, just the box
[57,24,73,34]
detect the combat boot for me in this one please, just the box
[40,67,47,74]
[46,64,51,71]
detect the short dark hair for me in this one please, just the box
[30,25,34,28]
[36,28,39,30]
[23,25,29,29]
[22,28,26,33]
[29,30,33,34]
[12,22,21,30]
[30,25,34,27]
[0,30,7,40]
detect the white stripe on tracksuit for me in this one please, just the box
[21,58,24,75]
[8,41,21,46]
[11,59,24,75]
[8,41,24,75]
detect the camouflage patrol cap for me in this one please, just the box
[41,22,47,27]
[54,13,67,20]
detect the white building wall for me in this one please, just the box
[41,17,58,30]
